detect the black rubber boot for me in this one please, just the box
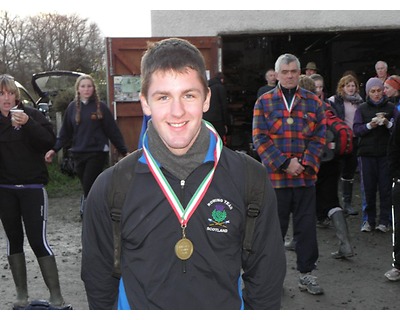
[330,209,354,259]
[38,255,65,307]
[8,253,29,309]
[342,178,358,215]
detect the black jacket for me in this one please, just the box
[81,133,286,310]
[353,97,394,157]
[53,99,127,155]
[329,95,346,120]
[203,76,229,126]
[0,104,55,185]
[388,115,400,179]
[257,84,275,99]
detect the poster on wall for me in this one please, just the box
[114,75,141,101]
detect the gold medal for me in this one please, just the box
[287,117,294,125]
[175,238,194,260]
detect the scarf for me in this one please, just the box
[367,96,385,106]
[147,120,210,180]
[343,93,363,104]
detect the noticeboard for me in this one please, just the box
[113,75,141,102]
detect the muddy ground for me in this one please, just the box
[0,173,399,310]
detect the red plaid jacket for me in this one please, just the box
[252,85,326,188]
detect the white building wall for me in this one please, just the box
[151,10,400,36]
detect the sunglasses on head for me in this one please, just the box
[0,74,14,81]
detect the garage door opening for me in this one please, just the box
[222,29,400,153]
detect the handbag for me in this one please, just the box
[60,149,75,177]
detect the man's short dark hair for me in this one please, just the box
[140,38,208,99]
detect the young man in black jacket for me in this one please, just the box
[81,38,286,310]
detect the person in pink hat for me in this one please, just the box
[384,75,400,119]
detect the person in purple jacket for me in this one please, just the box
[353,77,394,232]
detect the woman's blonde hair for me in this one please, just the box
[299,75,316,93]
[74,74,102,124]
[0,74,20,102]
[336,74,359,97]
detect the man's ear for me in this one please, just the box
[202,88,211,113]
[140,94,151,116]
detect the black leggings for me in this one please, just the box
[73,152,108,197]
[0,187,54,257]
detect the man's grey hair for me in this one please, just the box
[375,60,388,70]
[275,53,301,73]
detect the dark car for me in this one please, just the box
[32,70,86,119]
[31,70,84,104]
[16,80,49,115]
[16,70,85,120]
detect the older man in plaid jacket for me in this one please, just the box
[253,53,326,295]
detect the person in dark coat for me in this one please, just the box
[286,75,354,258]
[0,74,68,309]
[45,75,128,217]
[81,38,285,310]
[328,74,364,216]
[385,114,400,281]
[203,72,230,141]
[256,68,277,99]
[353,77,395,232]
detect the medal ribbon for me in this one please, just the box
[142,120,223,226]
[281,84,297,114]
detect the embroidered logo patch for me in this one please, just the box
[206,199,233,233]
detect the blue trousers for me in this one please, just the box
[358,156,392,227]
[275,186,319,273]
